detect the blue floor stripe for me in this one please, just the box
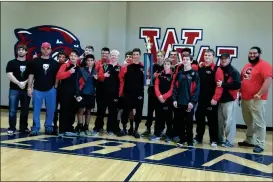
[124,162,142,182]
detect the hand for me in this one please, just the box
[27,88,33,97]
[33,52,38,59]
[93,75,98,80]
[187,102,194,111]
[211,99,218,105]
[153,72,158,78]
[76,96,82,102]
[104,71,110,78]
[17,82,26,89]
[217,80,223,87]
[158,95,165,103]
[70,66,76,74]
[254,94,261,100]
[173,101,178,108]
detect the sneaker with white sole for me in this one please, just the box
[210,142,217,148]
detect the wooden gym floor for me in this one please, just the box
[1,110,272,181]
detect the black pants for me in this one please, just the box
[195,104,218,143]
[172,108,180,138]
[59,91,77,133]
[8,89,30,131]
[94,94,119,133]
[53,88,61,128]
[121,93,144,131]
[154,101,173,137]
[176,105,194,145]
[145,87,157,130]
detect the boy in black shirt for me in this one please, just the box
[118,48,144,138]
[53,50,68,134]
[6,44,30,135]
[56,49,81,137]
[173,54,200,147]
[92,49,121,136]
[27,42,59,136]
[141,50,164,137]
[149,58,175,142]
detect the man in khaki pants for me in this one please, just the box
[239,46,272,153]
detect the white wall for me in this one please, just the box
[1,1,272,127]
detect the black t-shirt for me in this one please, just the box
[6,59,29,90]
[28,58,59,91]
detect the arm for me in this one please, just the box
[162,74,176,100]
[27,74,34,90]
[75,70,81,97]
[190,73,200,104]
[6,73,20,85]
[257,64,273,96]
[56,63,71,80]
[154,75,162,97]
[212,68,224,102]
[257,78,272,96]
[97,65,105,82]
[221,69,241,90]
[119,66,127,97]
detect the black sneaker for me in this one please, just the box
[133,131,140,139]
[141,130,151,137]
[253,146,264,153]
[128,128,134,135]
[19,128,30,134]
[238,141,255,147]
[117,130,127,137]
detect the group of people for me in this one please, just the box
[6,42,272,153]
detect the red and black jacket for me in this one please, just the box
[172,69,200,106]
[198,62,218,107]
[213,64,241,103]
[154,70,176,104]
[119,62,144,97]
[56,61,80,94]
[99,63,121,97]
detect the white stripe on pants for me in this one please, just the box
[218,101,236,144]
[241,100,266,148]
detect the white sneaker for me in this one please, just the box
[176,143,184,147]
[211,142,217,148]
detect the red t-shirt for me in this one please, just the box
[241,59,272,100]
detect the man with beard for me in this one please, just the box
[92,49,121,136]
[93,47,110,134]
[193,49,219,147]
[118,48,144,138]
[53,50,68,135]
[238,46,272,153]
[6,44,31,135]
[141,50,164,137]
[27,42,59,136]
[212,53,241,148]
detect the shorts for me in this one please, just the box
[77,94,95,110]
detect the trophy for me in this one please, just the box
[144,37,154,86]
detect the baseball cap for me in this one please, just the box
[220,53,230,59]
[41,42,51,49]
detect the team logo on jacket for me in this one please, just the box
[20,65,26,77]
[243,67,252,80]
[14,25,84,61]
[206,70,211,74]
[43,64,49,75]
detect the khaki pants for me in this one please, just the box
[218,101,236,144]
[241,100,266,148]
